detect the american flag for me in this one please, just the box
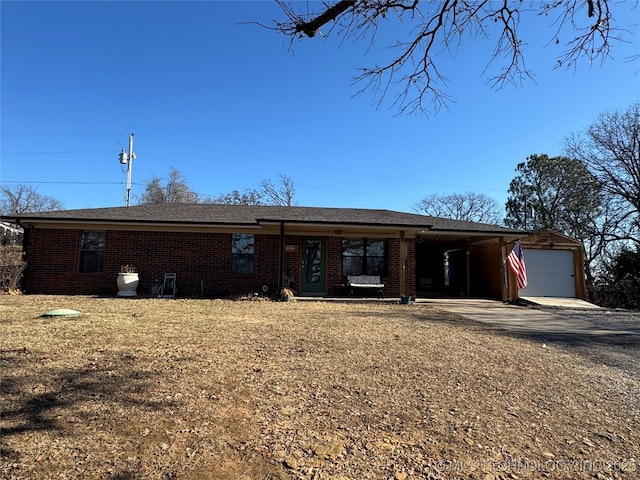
[507,241,528,289]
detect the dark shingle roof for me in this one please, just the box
[3,203,522,234]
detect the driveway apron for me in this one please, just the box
[421,298,637,336]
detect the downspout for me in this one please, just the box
[278,222,285,292]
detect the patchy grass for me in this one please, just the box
[1,296,638,479]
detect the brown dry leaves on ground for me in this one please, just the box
[1,296,638,480]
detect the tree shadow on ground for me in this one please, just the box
[415,306,640,381]
[0,346,181,477]
[0,347,176,437]
[0,343,284,479]
[500,328,640,381]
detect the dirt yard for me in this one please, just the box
[1,296,638,479]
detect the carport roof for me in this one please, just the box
[4,204,524,235]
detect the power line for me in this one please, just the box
[135,133,507,193]
[2,131,508,195]
[0,180,137,186]
[0,133,124,136]
[2,151,113,154]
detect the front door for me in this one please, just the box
[301,238,325,294]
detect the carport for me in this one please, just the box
[415,227,587,302]
[416,230,517,300]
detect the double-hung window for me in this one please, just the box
[79,230,105,272]
[342,238,386,276]
[231,233,254,274]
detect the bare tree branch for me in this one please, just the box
[413,191,502,224]
[1,184,63,215]
[261,174,296,206]
[270,0,635,114]
[137,167,200,204]
[565,101,640,238]
[281,0,357,38]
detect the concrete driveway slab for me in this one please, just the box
[519,296,600,309]
[422,298,639,336]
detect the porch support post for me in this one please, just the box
[399,230,406,295]
[465,243,471,297]
[500,237,509,302]
[279,222,285,291]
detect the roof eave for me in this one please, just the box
[257,219,434,230]
[425,228,528,237]
[11,217,261,230]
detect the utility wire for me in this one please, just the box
[2,151,113,154]
[0,180,143,186]
[136,132,507,193]
[0,133,124,136]
[3,131,508,197]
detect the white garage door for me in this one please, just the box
[519,249,576,298]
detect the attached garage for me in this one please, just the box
[512,229,586,301]
[519,249,576,297]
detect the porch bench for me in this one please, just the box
[347,275,385,298]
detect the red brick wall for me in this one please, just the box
[382,238,416,297]
[326,237,344,295]
[283,235,301,292]
[21,228,415,297]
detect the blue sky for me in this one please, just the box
[2,1,639,214]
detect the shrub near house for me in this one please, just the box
[0,244,26,292]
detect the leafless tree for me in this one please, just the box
[210,174,296,206]
[565,101,640,245]
[209,189,264,205]
[137,167,201,204]
[261,174,296,206]
[0,184,57,291]
[413,191,502,224]
[0,184,63,215]
[269,0,633,113]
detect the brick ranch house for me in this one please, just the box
[3,204,586,301]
